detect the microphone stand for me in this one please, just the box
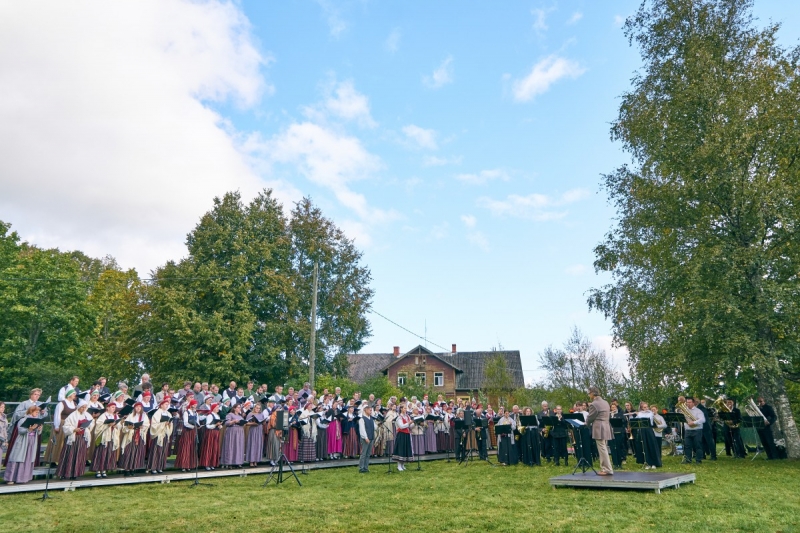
[36,406,55,502]
[189,423,212,488]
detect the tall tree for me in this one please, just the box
[589,0,800,456]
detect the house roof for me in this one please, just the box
[346,347,524,390]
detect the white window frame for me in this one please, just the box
[434,372,444,387]
[415,372,426,386]
[397,372,407,386]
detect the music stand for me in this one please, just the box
[263,411,301,487]
[519,416,538,467]
[562,417,596,475]
[455,418,474,465]
[609,418,625,468]
[494,424,512,465]
[663,413,686,456]
[33,407,55,502]
[628,417,653,470]
[188,420,213,489]
[474,418,496,467]
[742,415,766,461]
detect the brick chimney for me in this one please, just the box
[452,344,457,354]
[393,346,400,357]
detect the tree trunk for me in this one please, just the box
[755,354,800,459]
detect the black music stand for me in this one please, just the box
[263,411,301,487]
[663,413,686,456]
[719,412,745,458]
[34,407,55,502]
[628,417,652,470]
[188,421,213,489]
[412,417,426,471]
[609,418,625,468]
[563,418,596,475]
[494,424,512,465]
[519,415,539,467]
[474,418,496,467]
[742,415,765,461]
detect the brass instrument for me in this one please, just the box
[708,395,739,429]
[623,411,637,439]
[745,398,768,424]
[676,399,698,424]
[542,426,551,438]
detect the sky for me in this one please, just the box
[2,1,800,384]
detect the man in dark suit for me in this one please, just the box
[586,386,614,476]
[756,397,780,460]
[539,401,553,462]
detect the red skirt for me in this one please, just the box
[199,429,221,468]
[146,440,169,471]
[174,428,198,469]
[91,442,118,472]
[343,431,360,458]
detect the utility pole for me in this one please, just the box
[309,262,319,390]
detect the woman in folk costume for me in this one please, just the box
[381,404,398,457]
[56,399,95,480]
[283,406,300,462]
[221,403,245,468]
[4,388,46,469]
[326,400,344,460]
[297,401,317,463]
[486,405,497,449]
[174,399,199,471]
[392,404,414,471]
[200,403,223,471]
[45,388,78,465]
[496,410,518,466]
[111,390,127,410]
[423,405,437,454]
[118,402,149,476]
[86,389,105,463]
[147,398,173,474]
[264,400,281,465]
[138,390,156,413]
[90,402,120,478]
[435,406,451,452]
[315,404,329,461]
[341,404,360,459]
[245,402,265,467]
[410,406,426,456]
[4,405,43,485]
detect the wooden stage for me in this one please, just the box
[0,450,482,495]
[549,470,696,494]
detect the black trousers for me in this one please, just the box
[477,429,488,460]
[702,422,716,459]
[684,429,703,463]
[455,429,466,461]
[541,434,553,460]
[552,436,568,465]
[757,427,779,459]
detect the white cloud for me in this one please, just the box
[613,15,626,27]
[423,55,454,89]
[316,0,348,38]
[385,28,401,53]
[460,215,477,228]
[455,168,509,185]
[567,12,583,25]
[477,188,590,220]
[532,7,556,34]
[319,79,377,128]
[512,55,586,102]
[467,231,490,251]
[430,222,449,240]
[593,335,630,376]
[423,155,462,167]
[0,1,288,275]
[251,122,394,223]
[565,264,589,276]
[402,125,438,150]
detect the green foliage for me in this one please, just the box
[588,0,800,456]
[483,353,515,404]
[359,375,403,401]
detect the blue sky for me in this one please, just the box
[2,1,799,382]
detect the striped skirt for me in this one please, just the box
[146,440,169,472]
[315,428,328,459]
[174,428,198,469]
[119,437,147,471]
[199,429,221,468]
[91,442,118,472]
[298,436,316,462]
[265,430,281,462]
[56,438,88,478]
[343,431,359,458]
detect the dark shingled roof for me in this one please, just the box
[346,347,524,390]
[347,353,394,384]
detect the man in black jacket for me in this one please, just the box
[756,397,780,460]
[697,400,717,460]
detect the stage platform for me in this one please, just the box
[0,450,490,495]
[549,470,696,494]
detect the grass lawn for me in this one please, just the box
[0,455,797,533]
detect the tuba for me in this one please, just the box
[708,395,739,429]
[676,399,697,423]
[744,398,768,424]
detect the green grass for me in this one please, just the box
[1,455,798,533]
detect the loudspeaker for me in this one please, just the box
[276,409,290,430]
[464,410,474,426]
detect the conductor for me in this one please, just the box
[586,386,614,476]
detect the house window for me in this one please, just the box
[434,372,444,387]
[415,372,426,386]
[397,372,407,386]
